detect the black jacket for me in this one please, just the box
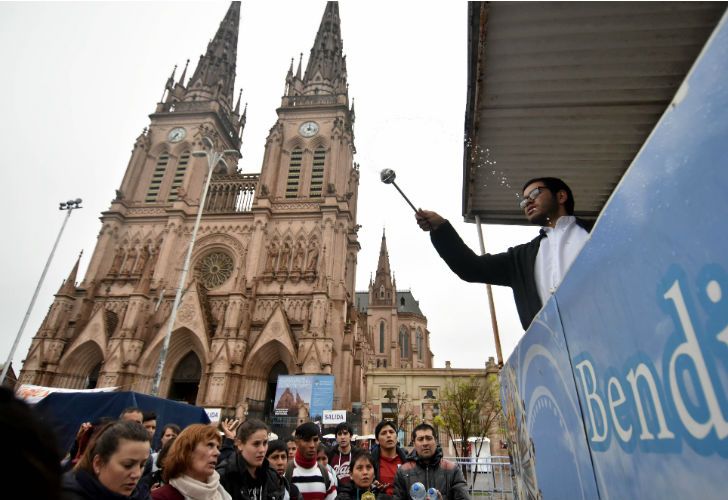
[392,447,469,500]
[335,481,379,500]
[217,453,285,500]
[62,469,150,500]
[430,219,593,329]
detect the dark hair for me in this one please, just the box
[151,435,177,485]
[75,420,150,474]
[0,388,63,500]
[522,177,575,215]
[375,420,397,440]
[317,442,330,454]
[119,407,143,419]
[266,439,288,458]
[236,418,269,443]
[335,421,353,435]
[350,449,375,471]
[142,411,157,423]
[156,435,176,469]
[163,424,220,482]
[411,422,436,442]
[285,436,296,445]
[161,423,182,437]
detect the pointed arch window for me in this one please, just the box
[399,327,410,358]
[168,151,190,201]
[379,322,385,353]
[309,147,325,197]
[146,152,170,202]
[379,285,385,299]
[416,329,423,361]
[286,148,303,198]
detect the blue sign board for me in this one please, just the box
[274,375,334,420]
[503,14,728,499]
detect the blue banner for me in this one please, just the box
[274,375,335,421]
[503,14,728,499]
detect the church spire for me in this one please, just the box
[178,59,190,86]
[184,1,240,111]
[302,1,348,96]
[370,229,394,306]
[57,251,83,297]
[376,229,391,279]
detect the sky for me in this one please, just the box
[0,1,539,376]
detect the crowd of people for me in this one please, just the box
[4,387,472,500]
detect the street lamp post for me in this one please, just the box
[150,138,238,397]
[1,199,83,385]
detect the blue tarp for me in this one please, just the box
[35,391,210,453]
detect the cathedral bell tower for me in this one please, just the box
[20,2,249,397]
[249,0,360,409]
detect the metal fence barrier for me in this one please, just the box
[443,456,513,499]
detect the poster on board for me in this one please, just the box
[274,375,335,421]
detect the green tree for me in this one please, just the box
[434,374,502,463]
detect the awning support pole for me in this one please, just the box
[475,215,503,367]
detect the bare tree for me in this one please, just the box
[384,389,416,440]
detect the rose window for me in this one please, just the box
[198,252,234,289]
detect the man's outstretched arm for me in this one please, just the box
[415,209,512,287]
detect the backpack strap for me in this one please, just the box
[285,461,295,485]
[286,460,330,492]
[318,463,331,491]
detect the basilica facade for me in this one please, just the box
[19,2,432,420]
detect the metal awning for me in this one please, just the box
[464,1,727,224]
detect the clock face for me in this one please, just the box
[168,127,186,143]
[299,121,319,138]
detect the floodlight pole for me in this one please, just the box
[151,140,238,396]
[1,199,83,385]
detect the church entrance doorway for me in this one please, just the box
[168,351,201,404]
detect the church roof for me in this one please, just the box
[355,290,424,316]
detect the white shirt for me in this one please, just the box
[534,216,590,305]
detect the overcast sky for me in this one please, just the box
[0,1,538,376]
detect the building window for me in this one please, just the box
[399,327,409,358]
[196,251,234,289]
[146,153,170,202]
[379,322,385,353]
[168,151,190,201]
[309,147,325,197]
[417,329,423,361]
[379,285,385,299]
[285,148,303,198]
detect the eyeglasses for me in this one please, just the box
[519,186,549,209]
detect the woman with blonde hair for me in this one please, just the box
[151,423,231,500]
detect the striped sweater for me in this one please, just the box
[290,459,337,500]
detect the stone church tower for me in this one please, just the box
[19,1,366,415]
[355,231,433,370]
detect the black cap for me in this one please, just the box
[295,422,320,439]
